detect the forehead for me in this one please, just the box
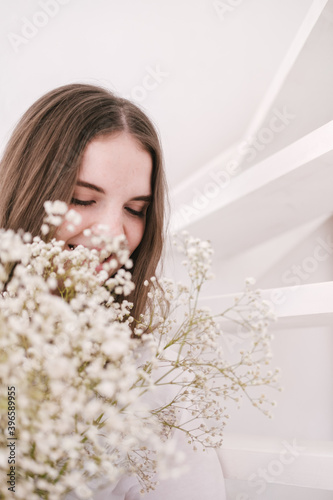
[79,132,152,193]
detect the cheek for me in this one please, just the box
[55,207,89,242]
[127,220,146,254]
[55,220,82,243]
[54,222,67,242]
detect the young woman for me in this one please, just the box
[0,83,165,323]
[0,83,226,499]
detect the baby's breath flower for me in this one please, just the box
[65,208,82,226]
[44,200,68,215]
[0,214,279,499]
[41,223,50,235]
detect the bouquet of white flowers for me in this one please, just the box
[0,202,279,499]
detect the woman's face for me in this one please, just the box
[56,132,152,265]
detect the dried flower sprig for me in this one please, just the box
[134,232,280,450]
[0,204,280,499]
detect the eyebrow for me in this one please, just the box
[77,180,105,193]
[76,180,152,202]
[131,195,152,202]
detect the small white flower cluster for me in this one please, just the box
[135,231,280,451]
[0,208,280,499]
[42,200,69,234]
[175,232,215,285]
[0,205,176,498]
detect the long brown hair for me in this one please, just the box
[0,83,168,323]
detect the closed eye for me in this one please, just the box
[71,198,96,207]
[125,207,146,218]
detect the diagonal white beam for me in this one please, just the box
[236,0,329,160]
[171,120,333,233]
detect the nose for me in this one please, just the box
[90,210,125,240]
